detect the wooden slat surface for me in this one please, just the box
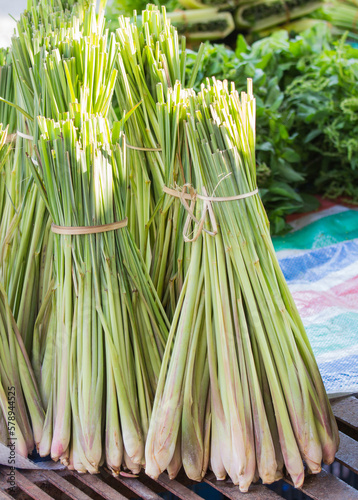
[335,431,358,474]
[156,472,204,500]
[1,390,358,500]
[204,473,282,500]
[0,491,14,499]
[285,469,358,500]
[331,396,358,430]
[5,471,53,500]
[0,475,15,498]
[103,470,163,500]
[26,470,94,500]
[71,471,127,500]
[0,487,15,500]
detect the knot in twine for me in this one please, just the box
[163,182,259,243]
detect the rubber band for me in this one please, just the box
[51,218,128,235]
[17,130,34,141]
[126,143,162,152]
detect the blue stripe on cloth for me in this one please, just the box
[318,355,358,394]
[277,239,358,283]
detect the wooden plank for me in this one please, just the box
[335,431,358,474]
[0,491,14,499]
[204,473,282,500]
[110,473,162,500]
[0,472,15,497]
[156,472,204,500]
[25,470,94,500]
[0,488,15,499]
[331,396,358,430]
[71,471,127,500]
[285,469,358,500]
[7,471,54,500]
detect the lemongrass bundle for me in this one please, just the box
[0,283,44,456]
[29,112,169,473]
[113,5,185,259]
[322,0,358,34]
[178,0,238,8]
[235,0,322,32]
[167,8,235,42]
[0,40,42,352]
[114,7,203,315]
[1,1,102,351]
[146,79,339,490]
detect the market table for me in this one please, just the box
[1,201,357,500]
[0,394,357,499]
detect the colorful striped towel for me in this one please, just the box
[273,201,358,396]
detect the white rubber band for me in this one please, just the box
[17,130,34,141]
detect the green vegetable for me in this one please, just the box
[146,78,339,491]
[113,5,203,318]
[0,283,44,456]
[31,113,169,472]
[23,4,170,472]
[167,8,235,41]
[0,0,90,353]
[236,0,322,32]
[178,0,238,8]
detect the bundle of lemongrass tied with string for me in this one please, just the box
[0,0,339,492]
[144,78,339,491]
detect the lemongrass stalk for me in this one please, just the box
[123,450,142,474]
[204,243,227,481]
[145,237,202,478]
[181,289,210,481]
[105,365,123,474]
[167,429,182,479]
[204,230,248,487]
[0,382,28,457]
[233,284,278,484]
[0,50,16,133]
[0,283,45,453]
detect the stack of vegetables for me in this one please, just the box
[16,2,169,473]
[107,0,324,42]
[0,0,339,492]
[0,0,90,353]
[235,0,322,33]
[145,79,339,490]
[315,0,358,39]
[113,6,206,316]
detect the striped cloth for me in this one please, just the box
[273,201,358,396]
